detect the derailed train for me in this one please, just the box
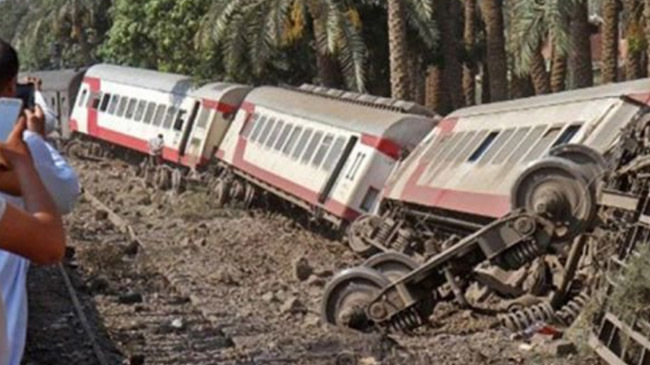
[26,66,650,344]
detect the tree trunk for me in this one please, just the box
[479,0,508,101]
[481,61,491,104]
[463,0,477,106]
[530,49,550,95]
[510,74,535,99]
[426,66,451,115]
[570,0,594,88]
[601,0,620,83]
[315,51,343,88]
[551,49,567,93]
[408,50,426,104]
[623,0,643,80]
[388,0,411,100]
[437,0,465,109]
[645,0,650,75]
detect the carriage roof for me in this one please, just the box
[18,69,85,92]
[85,64,195,95]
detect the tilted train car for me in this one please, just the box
[350,78,650,254]
[18,69,85,138]
[69,64,251,169]
[68,64,439,227]
[216,85,438,226]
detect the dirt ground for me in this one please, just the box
[22,157,603,364]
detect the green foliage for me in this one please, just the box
[100,0,215,78]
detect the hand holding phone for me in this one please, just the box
[16,83,35,110]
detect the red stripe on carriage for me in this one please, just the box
[232,137,360,222]
[360,134,401,160]
[202,99,237,114]
[399,162,509,218]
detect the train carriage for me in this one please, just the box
[69,64,252,169]
[217,85,438,226]
[18,69,85,138]
[356,78,650,254]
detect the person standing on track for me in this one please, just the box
[0,39,80,365]
[148,133,164,167]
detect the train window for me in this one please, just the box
[250,116,267,142]
[143,102,156,124]
[458,131,488,162]
[523,126,562,162]
[492,127,530,164]
[241,114,258,138]
[163,107,177,129]
[196,107,212,129]
[91,92,103,110]
[553,124,582,147]
[283,126,302,155]
[134,100,147,122]
[347,153,366,180]
[312,134,334,168]
[508,125,547,163]
[153,105,166,126]
[173,110,187,131]
[125,98,138,119]
[275,123,292,151]
[292,128,313,159]
[259,117,276,145]
[99,93,111,112]
[481,128,515,163]
[323,137,346,171]
[443,132,471,162]
[468,131,499,162]
[116,97,128,117]
[78,89,88,107]
[360,187,380,212]
[107,95,120,115]
[302,131,323,164]
[266,120,284,148]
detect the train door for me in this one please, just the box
[318,136,358,203]
[178,101,200,159]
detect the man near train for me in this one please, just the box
[0,39,80,365]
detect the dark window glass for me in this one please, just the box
[196,107,212,129]
[302,131,323,164]
[153,105,166,126]
[292,128,313,159]
[258,117,276,145]
[125,98,137,119]
[523,127,562,162]
[283,126,302,155]
[312,134,334,167]
[323,137,346,171]
[134,100,147,122]
[143,102,156,124]
[553,125,582,147]
[91,92,103,110]
[163,107,177,129]
[78,89,88,107]
[360,187,380,212]
[251,116,267,142]
[481,128,514,164]
[242,114,259,138]
[116,97,128,117]
[492,127,531,164]
[468,131,500,162]
[99,93,111,112]
[275,123,292,151]
[107,95,120,115]
[173,109,187,131]
[266,120,284,148]
[508,126,546,163]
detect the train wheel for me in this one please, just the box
[321,267,390,332]
[65,141,84,159]
[243,183,256,208]
[213,180,230,208]
[362,252,419,282]
[347,215,381,257]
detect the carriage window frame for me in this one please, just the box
[99,93,111,112]
[507,125,547,164]
[552,124,582,147]
[107,94,120,115]
[283,126,303,155]
[90,92,103,110]
[275,123,293,151]
[173,109,187,131]
[196,107,212,129]
[523,126,563,162]
[162,107,177,129]
[78,89,88,108]
[492,127,531,165]
[468,131,500,162]
[323,136,346,171]
[116,96,129,117]
[242,114,259,138]
[258,117,276,145]
[250,116,267,142]
[312,133,334,168]
[143,102,156,124]
[153,105,167,127]
[266,120,284,148]
[292,128,313,160]
[302,131,323,164]
[134,100,147,122]
[481,128,515,164]
[125,98,138,119]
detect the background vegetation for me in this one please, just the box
[1,0,646,115]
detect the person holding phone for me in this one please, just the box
[0,39,80,365]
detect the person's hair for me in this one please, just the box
[0,39,19,87]
[158,134,163,139]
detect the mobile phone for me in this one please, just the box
[0,98,22,142]
[16,83,35,110]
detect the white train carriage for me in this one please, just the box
[18,69,85,138]
[379,78,650,240]
[69,64,251,168]
[217,85,438,225]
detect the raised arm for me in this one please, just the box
[0,111,65,265]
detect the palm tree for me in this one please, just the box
[570,0,594,88]
[510,0,574,95]
[201,0,367,91]
[463,0,478,106]
[436,0,465,108]
[479,0,508,101]
[388,0,411,99]
[601,0,620,83]
[622,0,644,80]
[645,0,650,76]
